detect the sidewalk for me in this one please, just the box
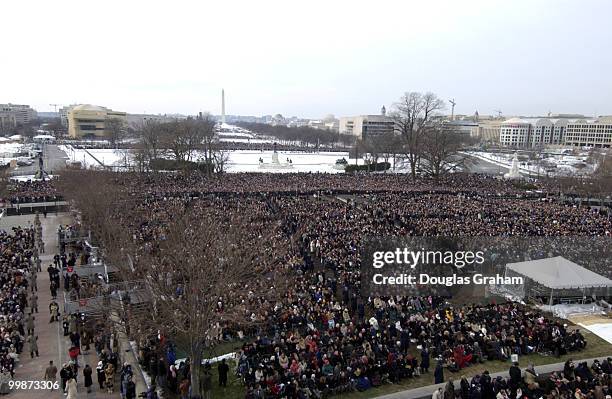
[7,213,119,399]
[375,356,612,399]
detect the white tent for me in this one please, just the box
[506,256,612,289]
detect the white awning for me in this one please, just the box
[506,256,612,289]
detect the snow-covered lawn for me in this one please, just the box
[60,145,131,169]
[579,323,612,345]
[226,150,355,173]
[57,145,406,173]
[464,151,594,177]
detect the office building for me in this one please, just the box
[60,105,79,126]
[67,104,127,139]
[339,108,395,140]
[0,103,37,125]
[564,118,612,148]
[126,113,176,128]
[0,112,16,132]
[499,116,594,148]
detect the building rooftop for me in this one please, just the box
[72,104,108,112]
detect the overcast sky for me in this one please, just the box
[2,0,611,118]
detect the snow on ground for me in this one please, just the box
[218,137,275,144]
[60,145,131,169]
[465,151,594,177]
[579,323,612,345]
[57,145,404,173]
[537,303,612,344]
[226,150,357,173]
[539,303,606,319]
[0,142,27,155]
[217,131,256,139]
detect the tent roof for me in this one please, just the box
[506,256,612,289]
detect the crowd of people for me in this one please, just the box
[0,214,40,392]
[6,172,611,399]
[80,172,607,398]
[4,180,60,204]
[429,358,612,399]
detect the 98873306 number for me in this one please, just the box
[9,381,59,390]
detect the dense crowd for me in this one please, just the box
[4,180,60,204]
[0,215,40,393]
[79,172,608,399]
[9,172,610,398]
[429,358,612,399]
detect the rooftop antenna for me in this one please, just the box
[448,99,456,121]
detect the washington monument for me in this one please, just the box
[221,88,226,124]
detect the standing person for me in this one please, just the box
[97,362,106,390]
[62,316,70,335]
[27,334,39,358]
[44,361,58,391]
[29,293,38,313]
[126,376,136,399]
[105,362,115,394]
[179,378,190,399]
[218,358,229,387]
[60,363,71,393]
[434,359,444,384]
[421,347,431,373]
[50,280,58,299]
[26,313,35,335]
[444,379,455,399]
[66,377,78,399]
[83,364,93,393]
[200,364,212,399]
[49,301,59,322]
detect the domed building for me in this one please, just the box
[68,104,127,139]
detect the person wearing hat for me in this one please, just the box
[97,361,106,390]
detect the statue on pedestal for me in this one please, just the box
[504,152,521,179]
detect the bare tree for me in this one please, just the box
[138,120,165,165]
[212,149,230,174]
[391,92,445,178]
[196,114,218,175]
[59,169,292,397]
[370,133,402,172]
[420,125,466,177]
[106,118,127,148]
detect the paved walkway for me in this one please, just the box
[375,356,612,399]
[2,213,119,398]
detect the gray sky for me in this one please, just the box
[2,0,611,118]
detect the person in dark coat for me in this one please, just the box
[421,347,431,373]
[509,362,522,399]
[460,376,470,399]
[126,376,136,399]
[97,362,106,390]
[83,364,93,393]
[444,379,455,399]
[434,360,444,384]
[218,359,229,387]
[480,371,495,399]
